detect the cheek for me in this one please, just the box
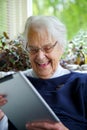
[29,55,38,69]
[29,55,34,64]
[51,50,62,61]
[50,50,63,68]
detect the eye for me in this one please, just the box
[43,45,53,52]
[30,47,39,53]
[43,45,51,50]
[30,48,37,52]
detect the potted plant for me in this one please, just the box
[0,32,31,73]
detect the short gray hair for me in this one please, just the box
[23,16,67,50]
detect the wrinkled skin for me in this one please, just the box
[26,120,69,130]
[27,27,63,79]
[0,109,5,120]
[0,94,7,106]
[0,94,7,120]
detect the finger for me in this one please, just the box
[0,100,7,105]
[0,94,7,98]
[26,121,58,130]
[0,97,7,102]
[0,98,7,106]
[26,122,43,130]
[0,109,5,120]
[0,94,7,101]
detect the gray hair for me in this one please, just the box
[23,16,67,50]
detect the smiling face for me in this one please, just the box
[27,27,63,79]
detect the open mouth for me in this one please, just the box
[37,61,50,68]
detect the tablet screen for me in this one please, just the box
[0,72,60,130]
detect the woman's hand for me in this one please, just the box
[0,94,7,106]
[26,121,69,130]
[0,109,5,121]
[0,94,7,121]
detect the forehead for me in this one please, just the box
[27,26,55,46]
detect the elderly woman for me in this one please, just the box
[0,16,87,130]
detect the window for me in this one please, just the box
[0,0,32,39]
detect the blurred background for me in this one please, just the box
[0,0,87,39]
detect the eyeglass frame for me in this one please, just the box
[26,41,58,54]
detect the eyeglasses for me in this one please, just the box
[26,41,58,54]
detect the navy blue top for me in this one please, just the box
[27,72,87,130]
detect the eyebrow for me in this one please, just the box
[28,43,53,48]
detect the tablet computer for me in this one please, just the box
[0,71,60,130]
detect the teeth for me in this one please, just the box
[40,63,46,65]
[39,62,47,65]
[40,64,46,67]
[38,62,49,67]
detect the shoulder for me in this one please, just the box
[62,72,87,90]
[72,72,87,80]
[68,72,87,90]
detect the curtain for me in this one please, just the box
[0,0,32,39]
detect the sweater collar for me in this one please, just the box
[31,64,70,78]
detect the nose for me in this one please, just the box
[36,50,46,60]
